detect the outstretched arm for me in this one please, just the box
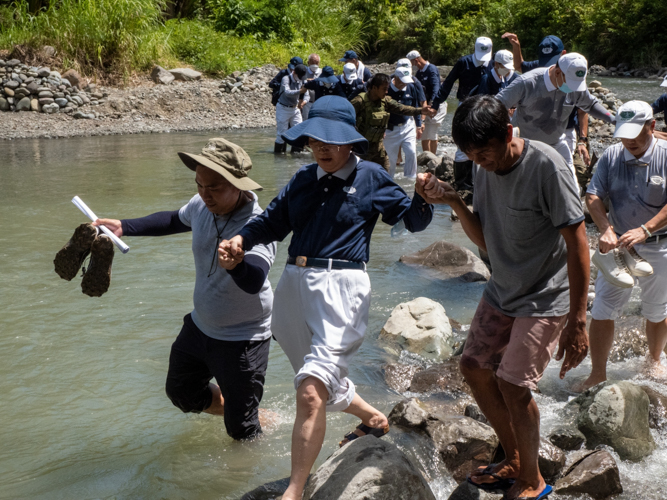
[94,210,191,237]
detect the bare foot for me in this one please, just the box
[571,374,607,393]
[505,478,547,500]
[469,459,519,485]
[643,356,667,380]
[258,408,280,431]
[339,412,389,447]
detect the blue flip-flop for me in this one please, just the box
[510,484,553,500]
[467,464,516,491]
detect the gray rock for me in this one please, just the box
[150,65,174,85]
[55,98,68,107]
[0,97,8,111]
[410,359,470,395]
[388,398,430,428]
[640,385,667,429]
[73,110,94,119]
[38,97,54,105]
[538,438,565,483]
[169,68,202,81]
[71,95,83,106]
[384,362,422,392]
[447,481,502,500]
[4,87,14,97]
[5,80,19,89]
[42,102,59,113]
[302,435,437,500]
[15,96,31,111]
[400,241,490,282]
[548,425,585,450]
[417,151,439,166]
[38,90,54,98]
[464,404,488,425]
[6,59,20,67]
[425,416,498,482]
[49,70,61,80]
[37,67,51,77]
[571,381,655,461]
[240,477,290,500]
[554,450,623,499]
[61,69,81,87]
[14,88,29,97]
[40,46,56,58]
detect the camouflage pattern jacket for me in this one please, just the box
[350,93,422,145]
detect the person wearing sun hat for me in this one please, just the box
[91,138,277,441]
[497,52,615,186]
[579,100,667,391]
[219,95,434,500]
[650,75,667,141]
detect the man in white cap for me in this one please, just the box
[385,66,424,178]
[651,75,667,141]
[476,49,518,96]
[579,101,667,390]
[302,53,322,120]
[339,62,366,101]
[407,50,444,154]
[431,37,494,193]
[496,52,614,185]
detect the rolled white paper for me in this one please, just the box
[71,196,130,254]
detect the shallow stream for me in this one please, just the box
[1,77,666,500]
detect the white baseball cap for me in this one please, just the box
[406,50,421,60]
[614,101,654,139]
[558,53,588,92]
[396,58,411,69]
[661,75,667,88]
[474,37,493,63]
[394,67,414,84]
[343,62,358,81]
[495,50,514,70]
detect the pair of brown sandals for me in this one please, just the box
[54,223,114,297]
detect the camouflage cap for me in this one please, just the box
[178,138,262,191]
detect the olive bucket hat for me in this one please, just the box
[178,138,262,191]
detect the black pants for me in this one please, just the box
[165,314,271,440]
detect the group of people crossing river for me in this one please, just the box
[53,30,667,500]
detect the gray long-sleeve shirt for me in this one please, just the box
[496,67,612,146]
[278,72,310,108]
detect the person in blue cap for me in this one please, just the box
[651,75,667,141]
[339,49,372,82]
[268,56,303,107]
[218,95,434,500]
[301,65,346,102]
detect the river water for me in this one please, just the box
[1,77,665,500]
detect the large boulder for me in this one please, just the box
[641,385,667,429]
[425,416,498,482]
[570,381,655,461]
[302,435,436,500]
[240,477,290,500]
[447,481,503,499]
[380,297,453,359]
[169,67,202,81]
[554,450,623,499]
[62,69,82,88]
[537,438,566,483]
[400,241,490,282]
[409,358,471,395]
[151,65,174,85]
[388,398,430,429]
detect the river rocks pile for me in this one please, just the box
[590,63,667,79]
[218,65,276,95]
[0,59,102,118]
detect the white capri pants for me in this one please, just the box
[301,100,313,120]
[422,102,447,141]
[549,134,579,189]
[564,127,577,157]
[275,103,302,144]
[385,119,418,178]
[591,242,667,323]
[271,264,371,412]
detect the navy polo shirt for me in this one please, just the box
[340,76,366,101]
[652,94,667,116]
[432,54,491,110]
[388,83,423,127]
[303,79,346,101]
[238,156,433,262]
[415,63,441,103]
[476,70,518,96]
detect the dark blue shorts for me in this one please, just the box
[165,314,270,440]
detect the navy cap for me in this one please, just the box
[538,36,564,67]
[282,96,368,154]
[288,56,304,70]
[315,66,339,85]
[339,50,359,62]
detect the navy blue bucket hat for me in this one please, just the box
[281,96,368,154]
[315,66,338,85]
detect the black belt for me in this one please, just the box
[645,234,667,243]
[287,256,366,270]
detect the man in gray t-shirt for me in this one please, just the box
[416,95,589,500]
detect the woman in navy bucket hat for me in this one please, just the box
[219,95,434,500]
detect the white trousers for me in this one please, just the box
[385,120,418,178]
[591,242,667,323]
[272,264,371,412]
[276,103,302,144]
[423,103,447,141]
[301,101,313,121]
[550,134,579,188]
[564,127,577,156]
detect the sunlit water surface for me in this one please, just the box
[1,78,666,500]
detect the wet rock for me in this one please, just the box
[61,69,82,88]
[548,425,585,451]
[447,481,502,499]
[417,151,439,166]
[554,450,623,499]
[15,96,31,111]
[537,438,566,483]
[410,358,470,395]
[464,404,488,425]
[240,477,290,500]
[640,385,667,430]
[426,416,498,482]
[570,381,655,461]
[384,363,422,392]
[302,435,437,500]
[388,398,430,428]
[169,68,202,81]
[151,65,174,85]
[380,297,454,359]
[400,241,490,282]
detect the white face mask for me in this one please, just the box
[309,64,319,73]
[497,67,511,77]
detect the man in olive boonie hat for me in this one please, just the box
[92,137,277,440]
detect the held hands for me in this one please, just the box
[415,173,459,205]
[555,317,589,379]
[93,218,123,238]
[218,235,245,270]
[421,105,437,118]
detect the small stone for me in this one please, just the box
[42,102,59,113]
[16,96,31,111]
[388,398,430,428]
[4,87,14,97]
[38,97,54,105]
[61,69,81,87]
[37,67,51,77]
[169,68,202,81]
[91,92,104,99]
[55,98,68,107]
[41,45,56,58]
[6,59,20,67]
[71,95,83,106]
[5,80,19,90]
[38,90,54,98]
[0,97,8,111]
[49,70,61,80]
[464,404,488,425]
[30,99,39,111]
[549,426,586,451]
[150,65,174,85]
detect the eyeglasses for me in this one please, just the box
[309,142,341,154]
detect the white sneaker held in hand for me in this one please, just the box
[592,248,635,288]
[621,247,653,277]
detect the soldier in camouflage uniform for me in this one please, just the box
[351,73,432,171]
